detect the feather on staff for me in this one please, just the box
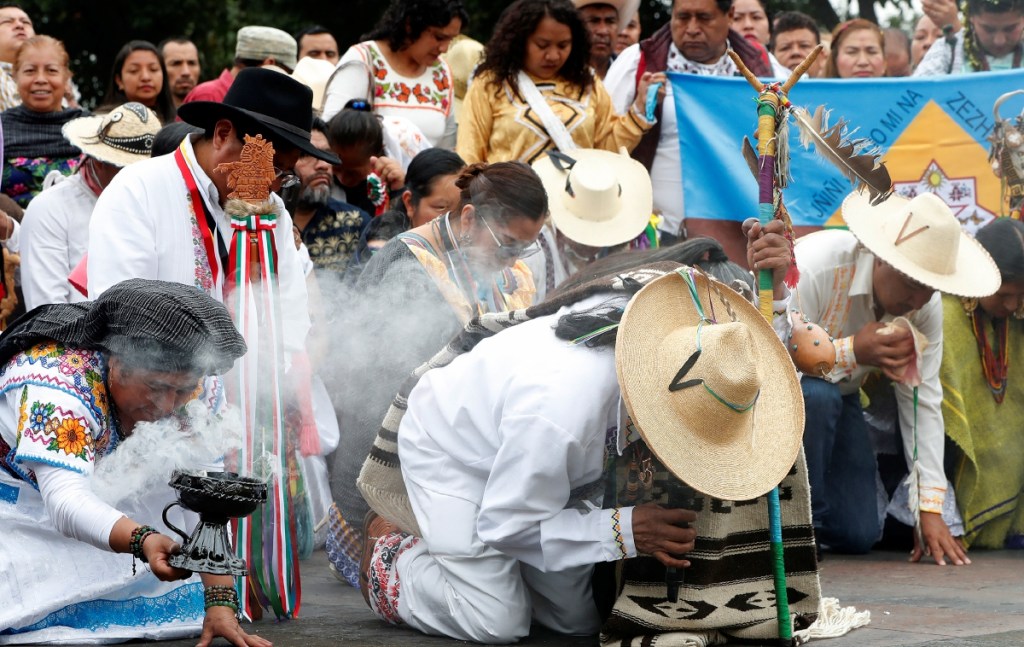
[792,106,894,205]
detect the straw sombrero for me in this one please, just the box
[842,189,1001,298]
[63,102,161,167]
[532,149,653,248]
[616,268,804,501]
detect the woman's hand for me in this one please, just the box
[631,502,698,569]
[197,605,273,647]
[141,533,192,581]
[370,155,405,191]
[922,0,960,32]
[633,72,668,116]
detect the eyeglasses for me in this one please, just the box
[479,215,540,261]
[273,167,300,190]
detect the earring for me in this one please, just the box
[961,297,978,314]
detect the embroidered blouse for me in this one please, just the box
[457,71,652,166]
[323,41,456,149]
[0,341,223,486]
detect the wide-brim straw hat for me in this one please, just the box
[573,0,642,31]
[63,102,161,167]
[842,189,1000,298]
[532,148,652,248]
[616,268,805,501]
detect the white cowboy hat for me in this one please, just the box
[63,102,161,168]
[573,0,641,31]
[616,267,805,501]
[842,190,1001,298]
[291,56,335,115]
[532,148,653,248]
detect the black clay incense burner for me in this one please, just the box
[162,471,267,576]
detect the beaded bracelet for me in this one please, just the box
[129,525,159,576]
[204,585,240,614]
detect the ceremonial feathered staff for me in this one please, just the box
[216,134,302,620]
[727,46,821,647]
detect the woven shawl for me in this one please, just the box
[356,263,680,534]
[941,295,1024,548]
[1,104,83,158]
[600,451,820,646]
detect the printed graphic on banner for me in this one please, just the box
[671,69,1024,230]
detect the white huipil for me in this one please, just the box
[86,135,310,351]
[391,295,638,643]
[21,174,95,309]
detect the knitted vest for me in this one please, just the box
[632,27,773,171]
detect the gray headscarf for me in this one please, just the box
[0,279,247,375]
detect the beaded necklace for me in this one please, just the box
[968,309,1009,403]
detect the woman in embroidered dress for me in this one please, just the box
[0,279,266,646]
[942,218,1024,549]
[0,35,83,208]
[456,0,665,166]
[824,19,888,78]
[324,161,544,587]
[322,0,467,148]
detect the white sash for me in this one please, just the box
[517,71,578,153]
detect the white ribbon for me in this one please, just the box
[517,71,578,154]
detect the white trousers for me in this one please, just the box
[394,481,600,644]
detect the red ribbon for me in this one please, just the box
[174,146,221,286]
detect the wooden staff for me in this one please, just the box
[726,44,822,647]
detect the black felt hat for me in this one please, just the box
[177,67,339,164]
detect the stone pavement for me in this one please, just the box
[141,550,1023,647]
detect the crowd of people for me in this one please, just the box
[0,0,1022,644]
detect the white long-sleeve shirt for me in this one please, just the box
[86,136,310,351]
[398,294,637,572]
[21,173,95,309]
[794,230,946,513]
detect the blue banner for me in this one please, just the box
[671,69,1024,231]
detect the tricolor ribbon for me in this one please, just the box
[226,207,301,620]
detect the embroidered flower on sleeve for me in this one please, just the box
[58,351,89,376]
[52,417,91,458]
[29,402,56,433]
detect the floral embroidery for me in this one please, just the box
[58,350,89,376]
[29,401,55,432]
[53,416,91,457]
[366,530,420,625]
[185,193,215,292]
[1,344,117,483]
[2,155,82,207]
[362,43,452,116]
